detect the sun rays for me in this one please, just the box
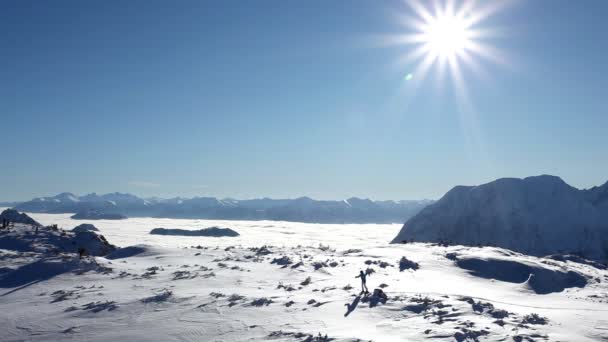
[375,0,513,165]
[390,0,510,91]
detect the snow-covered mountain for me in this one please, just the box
[0,209,41,226]
[584,180,608,212]
[13,193,432,224]
[51,192,80,203]
[391,175,608,260]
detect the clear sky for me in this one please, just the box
[1,0,607,201]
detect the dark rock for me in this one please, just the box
[71,210,126,220]
[149,227,239,237]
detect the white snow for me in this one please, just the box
[0,209,607,341]
[392,175,608,260]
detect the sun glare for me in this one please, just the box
[375,0,511,161]
[423,14,471,58]
[384,0,509,88]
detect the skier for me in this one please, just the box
[355,270,369,294]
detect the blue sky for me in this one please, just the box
[1,0,607,201]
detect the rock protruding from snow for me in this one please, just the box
[72,231,116,256]
[71,210,127,220]
[392,175,608,261]
[0,209,41,226]
[72,223,99,232]
[0,223,115,256]
[149,227,239,237]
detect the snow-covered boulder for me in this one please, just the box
[72,223,99,232]
[0,209,40,226]
[392,175,608,261]
[72,230,115,256]
[0,223,115,256]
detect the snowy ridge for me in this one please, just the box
[0,208,41,226]
[0,223,115,257]
[14,193,432,224]
[392,175,608,261]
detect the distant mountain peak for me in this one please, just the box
[53,192,80,202]
[14,192,433,224]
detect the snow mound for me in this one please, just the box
[73,231,116,256]
[392,175,608,260]
[72,223,99,232]
[0,209,40,226]
[149,227,239,237]
[105,245,160,259]
[0,223,115,256]
[455,256,588,294]
[0,258,80,288]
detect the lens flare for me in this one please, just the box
[376,0,512,163]
[384,0,510,88]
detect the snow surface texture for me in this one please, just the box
[150,227,240,237]
[0,210,607,341]
[392,175,608,261]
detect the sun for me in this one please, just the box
[423,14,471,58]
[386,0,509,88]
[374,0,511,159]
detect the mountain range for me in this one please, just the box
[12,193,432,224]
[392,175,608,261]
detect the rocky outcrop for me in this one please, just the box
[0,209,40,226]
[149,227,239,237]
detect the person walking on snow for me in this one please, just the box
[355,270,369,294]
